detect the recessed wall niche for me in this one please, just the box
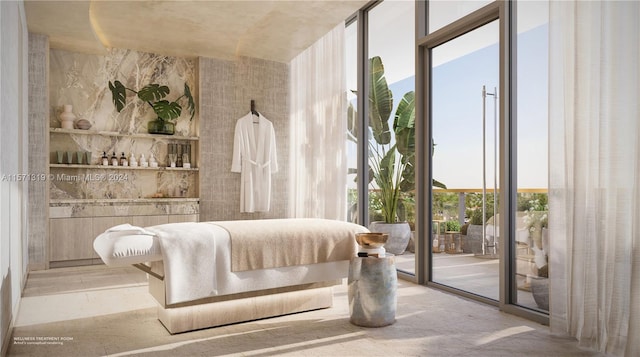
[48,48,199,200]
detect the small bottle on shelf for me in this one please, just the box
[111,152,118,166]
[168,143,177,168]
[101,152,109,166]
[149,153,158,168]
[183,144,191,168]
[119,152,128,166]
[129,152,138,167]
[140,154,148,167]
[176,144,183,167]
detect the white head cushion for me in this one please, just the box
[106,223,156,235]
[94,225,162,266]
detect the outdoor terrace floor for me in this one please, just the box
[395,252,541,311]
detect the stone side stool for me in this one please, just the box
[347,255,397,327]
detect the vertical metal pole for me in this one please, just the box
[483,86,498,256]
[493,86,498,255]
[482,85,487,255]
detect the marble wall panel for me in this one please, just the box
[156,171,197,198]
[49,48,198,136]
[168,203,200,215]
[49,48,199,200]
[48,167,198,200]
[49,201,199,218]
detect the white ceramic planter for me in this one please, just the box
[369,221,411,255]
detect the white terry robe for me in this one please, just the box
[231,112,278,212]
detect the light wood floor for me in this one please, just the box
[8,265,601,357]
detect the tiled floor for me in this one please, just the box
[8,265,600,357]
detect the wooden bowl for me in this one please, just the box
[355,232,388,248]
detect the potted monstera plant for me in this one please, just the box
[108,80,195,135]
[349,56,446,255]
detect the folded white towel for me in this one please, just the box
[106,223,156,236]
[93,224,162,266]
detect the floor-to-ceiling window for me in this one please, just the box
[514,1,549,313]
[366,0,416,274]
[350,0,550,322]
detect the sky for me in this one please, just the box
[346,1,549,190]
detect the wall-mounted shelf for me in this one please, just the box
[50,198,200,204]
[50,128,199,141]
[49,163,198,171]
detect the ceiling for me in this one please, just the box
[24,0,367,63]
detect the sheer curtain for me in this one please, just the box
[549,1,640,356]
[289,24,347,220]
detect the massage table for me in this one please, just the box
[93,218,368,334]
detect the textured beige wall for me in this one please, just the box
[27,33,49,270]
[199,56,289,221]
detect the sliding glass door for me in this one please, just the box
[430,20,500,300]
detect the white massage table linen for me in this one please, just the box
[95,219,366,305]
[145,222,223,305]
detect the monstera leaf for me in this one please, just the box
[152,100,182,121]
[108,80,127,112]
[184,83,196,120]
[137,84,170,103]
[108,79,196,128]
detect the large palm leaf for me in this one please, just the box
[369,56,392,145]
[394,91,415,157]
[351,57,448,222]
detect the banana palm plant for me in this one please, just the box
[349,56,446,223]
